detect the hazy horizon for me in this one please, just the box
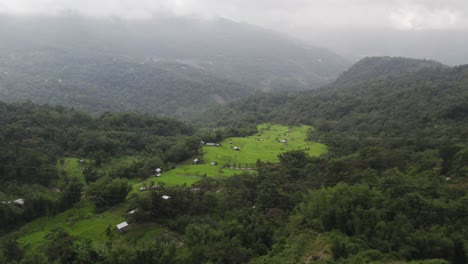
[1,1,468,65]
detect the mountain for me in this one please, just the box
[0,14,350,93]
[332,56,445,88]
[199,56,467,144]
[0,50,253,117]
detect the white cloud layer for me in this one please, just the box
[1,0,467,31]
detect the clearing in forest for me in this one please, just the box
[140,123,327,187]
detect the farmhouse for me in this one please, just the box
[205,143,221,147]
[14,199,24,205]
[139,185,159,191]
[127,209,138,215]
[116,221,129,232]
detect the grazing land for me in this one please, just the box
[139,123,327,187]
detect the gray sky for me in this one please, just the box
[2,0,468,65]
[1,0,468,33]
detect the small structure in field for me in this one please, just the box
[162,195,171,200]
[139,185,159,192]
[193,158,199,165]
[279,139,287,143]
[233,146,240,151]
[155,168,162,174]
[14,199,24,205]
[211,161,217,166]
[116,221,129,232]
[127,209,138,215]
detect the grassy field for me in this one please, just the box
[15,123,325,247]
[58,157,86,183]
[17,199,162,248]
[139,123,327,187]
[18,200,126,245]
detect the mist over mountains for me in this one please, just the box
[0,14,349,94]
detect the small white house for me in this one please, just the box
[14,199,24,205]
[155,168,162,174]
[116,221,129,232]
[127,209,138,215]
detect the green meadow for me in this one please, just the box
[15,123,326,247]
[140,123,327,187]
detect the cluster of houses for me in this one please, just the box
[200,141,221,147]
[139,185,160,192]
[155,168,162,177]
[1,198,24,206]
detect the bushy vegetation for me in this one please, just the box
[0,57,466,263]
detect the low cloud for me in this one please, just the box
[1,0,467,32]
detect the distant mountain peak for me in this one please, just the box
[333,56,444,87]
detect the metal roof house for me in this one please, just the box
[116,221,129,232]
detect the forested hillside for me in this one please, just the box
[0,101,199,231]
[0,57,466,263]
[0,51,253,116]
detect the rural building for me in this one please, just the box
[155,168,162,174]
[233,146,240,151]
[14,199,24,205]
[127,209,138,215]
[211,161,217,166]
[116,221,129,232]
[205,143,221,147]
[193,158,199,164]
[162,195,171,200]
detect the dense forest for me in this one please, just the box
[0,52,253,116]
[0,57,466,263]
[0,102,199,231]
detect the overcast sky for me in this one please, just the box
[1,0,468,33]
[2,0,468,64]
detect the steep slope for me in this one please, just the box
[0,14,350,92]
[332,56,445,88]
[199,57,467,142]
[0,51,253,116]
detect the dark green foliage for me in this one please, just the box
[87,177,130,209]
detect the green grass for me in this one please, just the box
[58,157,87,183]
[204,124,326,165]
[18,200,126,246]
[139,123,327,187]
[17,199,162,248]
[16,123,326,248]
